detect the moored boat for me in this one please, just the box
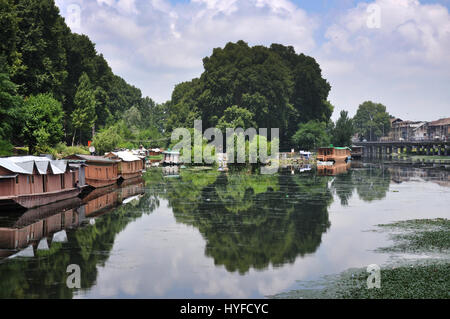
[0,156,87,210]
[317,146,351,163]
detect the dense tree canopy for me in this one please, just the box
[353,101,391,142]
[291,120,330,151]
[0,0,162,153]
[165,41,333,149]
[332,110,354,147]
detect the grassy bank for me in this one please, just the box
[270,218,450,299]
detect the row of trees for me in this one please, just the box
[290,101,392,150]
[162,41,392,151]
[0,0,165,155]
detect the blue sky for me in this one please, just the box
[55,0,450,121]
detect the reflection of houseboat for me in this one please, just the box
[0,156,86,210]
[162,150,181,165]
[0,204,81,257]
[104,151,144,180]
[351,146,363,159]
[317,161,351,176]
[317,146,351,163]
[162,165,180,177]
[0,178,144,259]
[64,155,120,189]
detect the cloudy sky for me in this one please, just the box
[54,0,450,121]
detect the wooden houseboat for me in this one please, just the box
[0,156,86,210]
[317,146,351,163]
[317,161,351,176]
[64,155,120,189]
[104,151,143,180]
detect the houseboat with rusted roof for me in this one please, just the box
[317,146,351,163]
[104,151,143,180]
[64,155,120,189]
[0,156,86,210]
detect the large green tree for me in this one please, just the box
[332,110,354,147]
[166,41,332,148]
[21,93,64,154]
[291,120,330,151]
[353,101,391,141]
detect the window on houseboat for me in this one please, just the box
[16,176,19,184]
[61,174,65,189]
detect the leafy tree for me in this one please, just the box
[21,93,64,154]
[291,120,330,151]
[353,101,391,141]
[92,123,124,155]
[332,110,354,147]
[71,73,97,145]
[166,41,332,148]
[0,72,22,155]
[217,105,256,131]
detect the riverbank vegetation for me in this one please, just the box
[271,218,449,299]
[0,0,393,157]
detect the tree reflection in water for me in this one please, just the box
[0,163,395,298]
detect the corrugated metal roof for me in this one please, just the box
[0,158,30,174]
[35,161,50,174]
[0,157,68,175]
[15,161,35,174]
[429,117,450,126]
[68,154,119,163]
[112,151,141,162]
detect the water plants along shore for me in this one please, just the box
[270,218,450,299]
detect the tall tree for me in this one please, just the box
[0,72,22,155]
[353,101,391,141]
[71,73,96,145]
[332,110,354,146]
[166,41,332,148]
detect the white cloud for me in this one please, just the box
[319,0,450,120]
[55,0,450,121]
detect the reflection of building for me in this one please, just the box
[0,156,86,209]
[388,166,449,187]
[317,162,351,176]
[162,165,180,177]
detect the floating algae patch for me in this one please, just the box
[270,260,450,299]
[376,218,450,254]
[270,218,450,299]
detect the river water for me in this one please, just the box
[0,161,449,298]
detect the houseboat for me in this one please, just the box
[317,161,351,176]
[104,151,143,180]
[316,146,351,163]
[64,155,120,189]
[351,146,363,159]
[0,156,86,210]
[162,150,181,165]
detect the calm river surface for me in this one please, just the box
[0,161,449,298]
